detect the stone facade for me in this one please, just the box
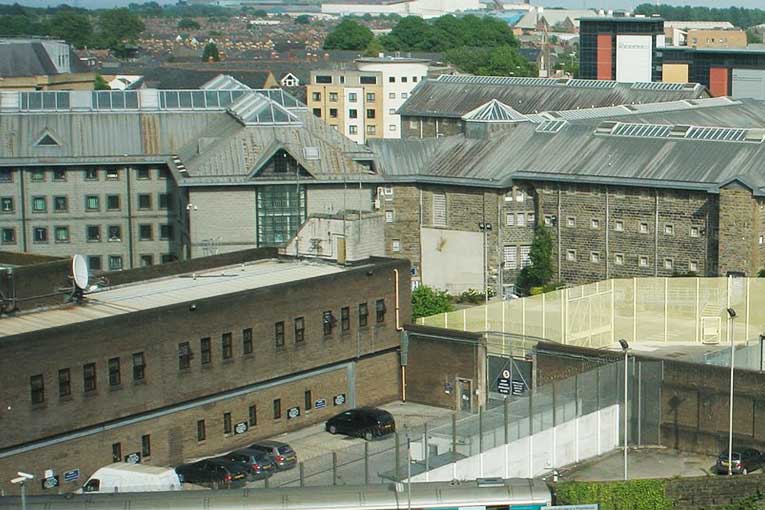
[381,179,762,293]
[0,256,411,495]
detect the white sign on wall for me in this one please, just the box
[616,35,653,83]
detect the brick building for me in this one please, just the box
[372,96,765,294]
[0,250,410,495]
[397,74,708,140]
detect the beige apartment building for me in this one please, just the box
[307,69,384,144]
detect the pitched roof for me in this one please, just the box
[515,9,597,29]
[134,66,276,90]
[462,99,528,123]
[372,97,765,195]
[201,74,250,90]
[0,41,57,77]
[398,75,708,118]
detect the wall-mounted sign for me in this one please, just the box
[334,393,346,406]
[41,476,59,490]
[234,421,248,435]
[124,452,141,464]
[511,381,526,395]
[63,469,80,483]
[315,399,327,409]
[287,406,300,419]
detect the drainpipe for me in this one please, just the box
[19,168,27,252]
[126,166,135,269]
[394,267,406,401]
[394,268,402,331]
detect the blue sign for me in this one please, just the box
[63,469,80,483]
[315,399,327,409]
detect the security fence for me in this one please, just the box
[252,356,661,488]
[417,277,765,352]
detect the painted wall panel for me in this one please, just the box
[616,34,653,82]
[663,63,689,83]
[597,34,613,80]
[709,66,729,96]
[732,68,765,99]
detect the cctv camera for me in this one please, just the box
[17,472,33,479]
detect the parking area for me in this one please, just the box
[563,447,717,481]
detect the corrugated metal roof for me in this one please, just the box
[0,259,345,338]
[399,76,708,118]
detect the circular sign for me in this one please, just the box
[235,422,248,434]
[43,477,58,489]
[334,394,346,406]
[501,369,511,379]
[287,407,300,419]
[125,453,140,464]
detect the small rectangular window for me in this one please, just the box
[590,251,600,263]
[690,260,699,272]
[341,306,350,332]
[295,317,305,343]
[432,193,446,226]
[197,420,206,441]
[504,245,517,269]
[224,412,232,434]
[138,194,152,210]
[1,197,14,213]
[140,255,153,267]
[107,195,120,210]
[31,169,45,181]
[158,193,170,210]
[639,256,649,267]
[141,434,151,457]
[639,222,649,234]
[305,390,312,410]
[178,342,191,370]
[243,328,253,354]
[222,332,233,360]
[32,196,46,212]
[359,303,368,327]
[137,168,150,180]
[54,226,69,243]
[366,108,376,119]
[108,357,121,386]
[385,210,394,223]
[106,168,119,180]
[200,337,211,365]
[615,253,624,265]
[108,225,122,241]
[323,311,334,336]
[690,226,700,238]
[85,168,98,180]
[53,169,66,181]
[112,442,122,463]
[83,362,97,392]
[516,213,526,227]
[53,196,68,212]
[273,399,282,419]
[376,299,386,323]
[58,368,71,397]
[506,213,515,226]
[139,224,153,241]
[132,352,145,381]
[30,374,44,404]
[108,255,123,271]
[366,92,376,102]
[664,224,674,235]
[33,227,48,243]
[85,195,99,211]
[1,228,15,244]
[614,220,624,232]
[275,321,285,347]
[566,249,576,262]
[664,258,674,270]
[160,224,173,240]
[392,239,401,252]
[591,218,600,229]
[88,255,102,271]
[249,405,257,426]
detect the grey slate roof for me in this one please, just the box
[398,75,709,118]
[372,97,765,195]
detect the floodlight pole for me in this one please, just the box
[727,307,737,476]
[619,339,629,481]
[479,222,492,307]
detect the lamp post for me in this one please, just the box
[727,307,737,476]
[478,222,493,307]
[619,338,629,481]
[11,472,34,510]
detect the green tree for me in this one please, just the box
[477,45,535,76]
[515,226,554,295]
[202,41,220,61]
[96,8,145,49]
[177,18,200,30]
[94,74,111,90]
[747,29,760,44]
[364,37,384,57]
[252,9,268,17]
[49,11,92,48]
[295,14,312,24]
[323,19,373,50]
[411,285,452,320]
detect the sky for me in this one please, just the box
[0,0,763,11]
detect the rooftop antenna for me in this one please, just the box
[71,254,89,304]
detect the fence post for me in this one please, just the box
[424,422,429,473]
[452,413,457,457]
[395,432,401,480]
[332,452,338,486]
[504,397,509,445]
[479,405,484,455]
[264,473,269,488]
[364,441,369,485]
[299,462,304,487]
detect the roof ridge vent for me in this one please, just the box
[595,120,618,134]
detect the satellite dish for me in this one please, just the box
[72,254,89,290]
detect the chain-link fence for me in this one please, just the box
[252,356,661,487]
[418,278,765,352]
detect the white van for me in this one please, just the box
[78,463,182,493]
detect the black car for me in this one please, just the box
[325,407,396,440]
[245,440,298,471]
[175,458,249,489]
[716,448,763,474]
[221,450,276,480]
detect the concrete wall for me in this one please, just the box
[284,213,385,263]
[189,187,257,257]
[306,187,373,216]
[421,227,483,293]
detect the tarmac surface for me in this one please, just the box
[562,447,719,481]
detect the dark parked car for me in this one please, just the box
[325,407,396,440]
[245,440,298,471]
[175,458,249,488]
[716,448,763,474]
[221,450,276,480]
